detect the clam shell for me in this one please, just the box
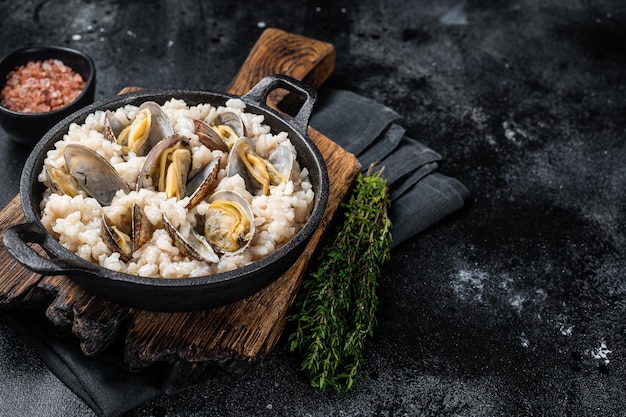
[101,214,132,262]
[138,101,175,153]
[101,203,153,262]
[216,110,246,138]
[185,155,222,208]
[226,137,265,194]
[103,110,125,143]
[226,138,292,195]
[204,190,255,255]
[63,144,130,206]
[162,214,219,264]
[136,134,190,194]
[193,119,228,152]
[44,164,84,198]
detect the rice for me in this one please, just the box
[38,98,315,278]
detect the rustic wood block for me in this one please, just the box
[38,275,131,356]
[228,28,336,96]
[0,196,44,308]
[0,28,360,387]
[228,28,336,118]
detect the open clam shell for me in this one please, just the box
[215,110,246,138]
[193,119,229,152]
[204,190,255,255]
[44,164,84,198]
[136,134,191,198]
[138,101,175,153]
[101,203,153,262]
[162,214,220,264]
[103,110,125,143]
[63,143,130,206]
[185,155,222,209]
[227,138,293,195]
[101,213,132,262]
[112,100,175,156]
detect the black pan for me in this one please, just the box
[3,75,329,312]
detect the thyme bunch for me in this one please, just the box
[287,168,392,393]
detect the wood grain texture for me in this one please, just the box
[0,28,360,388]
[0,196,44,307]
[227,28,336,96]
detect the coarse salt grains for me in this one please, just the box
[0,59,85,113]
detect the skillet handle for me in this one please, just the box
[3,222,92,275]
[241,74,317,136]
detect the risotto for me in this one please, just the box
[37,97,315,278]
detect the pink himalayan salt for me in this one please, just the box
[1,59,85,113]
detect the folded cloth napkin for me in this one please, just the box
[309,88,469,248]
[2,308,162,417]
[0,87,469,417]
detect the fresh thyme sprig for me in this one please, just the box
[287,167,392,393]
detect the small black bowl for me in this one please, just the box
[0,46,96,146]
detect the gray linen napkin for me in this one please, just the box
[309,88,469,249]
[0,87,468,417]
[2,308,162,417]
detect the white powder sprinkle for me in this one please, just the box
[509,294,525,314]
[589,340,612,364]
[520,333,530,348]
[450,268,487,302]
[559,323,573,336]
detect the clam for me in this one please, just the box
[196,110,246,150]
[193,119,228,152]
[138,101,175,152]
[227,138,293,195]
[204,190,255,255]
[216,111,246,138]
[211,124,239,149]
[115,101,174,156]
[44,164,84,198]
[130,203,153,252]
[185,155,222,209]
[101,214,132,262]
[103,110,125,143]
[62,144,130,206]
[267,144,295,183]
[116,106,150,155]
[163,190,255,263]
[102,203,153,262]
[162,214,219,264]
[136,134,192,199]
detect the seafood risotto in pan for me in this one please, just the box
[37,98,315,278]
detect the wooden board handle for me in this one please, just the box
[227,28,335,104]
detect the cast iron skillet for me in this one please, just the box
[3,75,329,312]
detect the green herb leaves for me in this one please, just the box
[287,169,392,393]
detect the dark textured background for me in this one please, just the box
[1,0,626,416]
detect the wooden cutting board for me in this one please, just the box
[0,28,361,392]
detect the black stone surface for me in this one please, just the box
[1,0,626,416]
